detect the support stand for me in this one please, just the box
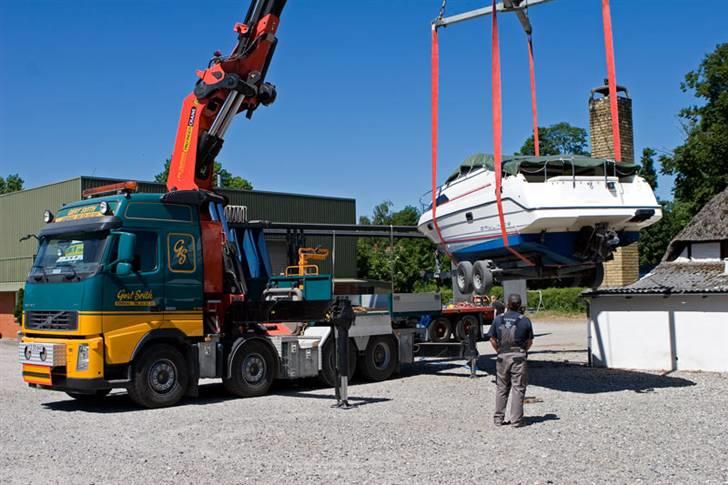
[465,323,479,378]
[330,298,354,409]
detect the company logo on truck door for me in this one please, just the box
[167,233,196,272]
[115,289,155,307]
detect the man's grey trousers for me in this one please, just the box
[494,351,528,424]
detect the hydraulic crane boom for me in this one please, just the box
[167,0,287,192]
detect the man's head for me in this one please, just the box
[507,293,522,312]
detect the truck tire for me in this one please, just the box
[359,336,397,382]
[223,340,275,398]
[127,344,188,408]
[66,389,111,401]
[319,338,356,387]
[472,261,494,295]
[456,261,474,294]
[455,315,479,341]
[428,317,452,343]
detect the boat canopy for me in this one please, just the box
[446,153,638,184]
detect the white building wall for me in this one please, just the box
[589,294,728,372]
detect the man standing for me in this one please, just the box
[487,293,534,427]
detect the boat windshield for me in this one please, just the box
[28,233,109,283]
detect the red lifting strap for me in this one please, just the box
[601,0,621,162]
[492,1,534,267]
[430,26,454,260]
[527,34,540,156]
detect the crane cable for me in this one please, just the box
[601,0,621,162]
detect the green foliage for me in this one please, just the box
[155,159,253,190]
[491,285,586,315]
[639,200,692,269]
[0,174,24,194]
[517,122,590,156]
[660,43,728,217]
[639,148,659,190]
[14,288,24,323]
[357,201,436,293]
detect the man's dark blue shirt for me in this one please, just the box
[486,310,534,349]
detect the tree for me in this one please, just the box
[660,43,728,217]
[638,200,691,270]
[155,159,253,190]
[357,201,436,293]
[517,122,590,156]
[639,148,659,190]
[0,174,24,194]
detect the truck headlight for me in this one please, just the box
[77,344,89,371]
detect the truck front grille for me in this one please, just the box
[24,311,79,331]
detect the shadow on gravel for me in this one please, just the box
[41,380,389,413]
[402,356,697,395]
[523,413,560,426]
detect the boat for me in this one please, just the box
[417,153,662,292]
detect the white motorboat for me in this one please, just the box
[418,154,662,292]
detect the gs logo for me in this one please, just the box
[168,234,195,272]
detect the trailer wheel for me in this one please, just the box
[472,261,494,295]
[455,315,479,341]
[428,317,452,343]
[319,338,356,387]
[223,340,275,398]
[127,344,188,408]
[359,336,397,382]
[66,389,111,401]
[456,261,474,294]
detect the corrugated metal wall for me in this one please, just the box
[0,178,81,286]
[0,176,356,285]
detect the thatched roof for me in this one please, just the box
[664,188,728,261]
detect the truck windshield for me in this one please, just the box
[28,234,108,282]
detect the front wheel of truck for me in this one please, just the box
[127,344,188,408]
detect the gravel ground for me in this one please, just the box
[2,320,727,484]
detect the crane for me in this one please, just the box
[166,0,287,192]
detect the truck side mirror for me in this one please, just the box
[118,232,136,263]
[111,232,136,275]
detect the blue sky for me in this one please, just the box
[1,1,726,217]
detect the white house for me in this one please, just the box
[584,189,728,372]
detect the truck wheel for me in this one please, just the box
[428,317,452,343]
[66,389,111,401]
[359,336,397,382]
[223,341,275,398]
[456,261,474,294]
[455,315,479,341]
[319,338,356,387]
[472,261,494,295]
[127,344,188,408]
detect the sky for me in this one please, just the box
[0,0,726,218]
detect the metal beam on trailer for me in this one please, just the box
[231,221,427,239]
[433,0,553,30]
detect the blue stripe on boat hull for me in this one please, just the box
[452,231,640,265]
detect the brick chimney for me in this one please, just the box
[589,80,639,287]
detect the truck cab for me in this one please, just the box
[20,191,206,403]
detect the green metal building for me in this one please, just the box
[0,176,356,335]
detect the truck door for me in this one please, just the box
[103,230,165,364]
[164,231,204,337]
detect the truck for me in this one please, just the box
[17,0,495,408]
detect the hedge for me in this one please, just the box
[491,286,586,315]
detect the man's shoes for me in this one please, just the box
[510,420,525,428]
[494,419,509,426]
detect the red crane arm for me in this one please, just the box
[167,0,287,192]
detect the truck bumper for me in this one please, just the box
[19,336,109,391]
